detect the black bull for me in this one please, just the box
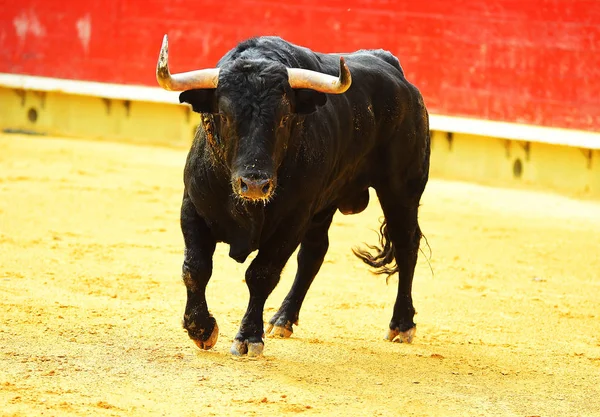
[157,36,431,356]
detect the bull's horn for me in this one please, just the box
[286,57,351,94]
[156,34,220,91]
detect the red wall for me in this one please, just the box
[1,0,598,132]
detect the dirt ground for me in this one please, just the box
[1,133,599,417]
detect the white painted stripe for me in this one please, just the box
[0,73,181,104]
[429,115,600,150]
[1,73,599,149]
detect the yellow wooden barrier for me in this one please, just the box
[1,74,599,198]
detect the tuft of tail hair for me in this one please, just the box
[352,219,398,279]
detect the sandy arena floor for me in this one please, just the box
[1,134,599,417]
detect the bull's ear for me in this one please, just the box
[294,89,327,114]
[179,89,217,113]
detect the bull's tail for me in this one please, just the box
[352,219,398,279]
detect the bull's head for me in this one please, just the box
[156,35,351,203]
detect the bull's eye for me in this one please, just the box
[279,115,290,128]
[217,113,231,126]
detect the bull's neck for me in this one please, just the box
[200,113,226,160]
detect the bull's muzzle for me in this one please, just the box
[235,175,274,201]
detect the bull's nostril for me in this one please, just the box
[237,176,273,199]
[240,179,248,193]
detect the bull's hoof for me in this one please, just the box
[266,311,296,339]
[186,317,219,350]
[230,339,264,357]
[265,321,293,338]
[386,326,416,343]
[192,321,219,350]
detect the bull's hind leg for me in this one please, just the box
[180,194,218,350]
[370,95,430,343]
[266,207,336,338]
[374,186,424,343]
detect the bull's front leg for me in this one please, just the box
[230,232,302,357]
[266,207,336,338]
[180,193,217,350]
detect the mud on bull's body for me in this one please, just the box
[156,34,430,356]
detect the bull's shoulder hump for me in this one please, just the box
[341,49,404,76]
